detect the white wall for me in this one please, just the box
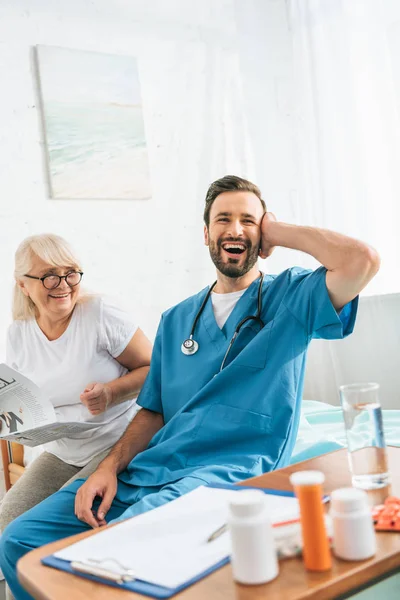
[0,0,295,362]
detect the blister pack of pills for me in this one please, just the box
[372,496,400,532]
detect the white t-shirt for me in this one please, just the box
[6,296,140,466]
[211,289,246,329]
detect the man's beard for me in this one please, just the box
[208,237,259,278]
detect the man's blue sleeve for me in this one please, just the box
[136,316,163,414]
[282,266,358,339]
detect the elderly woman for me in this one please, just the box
[0,233,152,533]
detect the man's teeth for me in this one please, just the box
[223,244,246,250]
[50,294,69,298]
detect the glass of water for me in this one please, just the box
[339,383,389,490]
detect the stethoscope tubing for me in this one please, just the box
[182,272,265,371]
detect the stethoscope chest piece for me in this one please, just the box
[181,337,199,356]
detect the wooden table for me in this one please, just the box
[18,447,400,600]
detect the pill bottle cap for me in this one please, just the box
[331,487,368,513]
[289,470,325,487]
[229,490,266,518]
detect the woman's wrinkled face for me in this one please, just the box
[19,254,81,321]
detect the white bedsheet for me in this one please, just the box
[291,400,400,464]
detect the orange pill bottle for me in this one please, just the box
[290,470,332,571]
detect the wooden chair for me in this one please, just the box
[1,440,25,491]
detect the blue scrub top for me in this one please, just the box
[118,266,357,493]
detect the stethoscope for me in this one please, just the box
[181,272,265,372]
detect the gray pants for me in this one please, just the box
[0,449,109,533]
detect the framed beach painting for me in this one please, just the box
[36,45,151,199]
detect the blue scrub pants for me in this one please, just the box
[0,476,207,600]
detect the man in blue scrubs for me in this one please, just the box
[0,175,379,599]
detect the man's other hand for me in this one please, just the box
[75,467,118,528]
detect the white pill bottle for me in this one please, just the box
[330,487,376,561]
[228,490,279,585]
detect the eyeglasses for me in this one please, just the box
[24,271,83,290]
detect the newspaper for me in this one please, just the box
[0,363,100,446]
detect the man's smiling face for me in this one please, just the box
[204,190,264,278]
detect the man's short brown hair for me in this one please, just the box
[203,175,266,226]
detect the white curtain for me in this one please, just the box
[288,0,400,294]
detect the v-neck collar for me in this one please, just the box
[33,304,79,344]
[201,277,261,350]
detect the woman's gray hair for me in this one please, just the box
[12,234,84,321]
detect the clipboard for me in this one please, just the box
[41,484,328,598]
[42,554,230,599]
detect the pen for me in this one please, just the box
[207,523,228,543]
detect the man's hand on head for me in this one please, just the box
[259,210,380,308]
[259,212,278,259]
